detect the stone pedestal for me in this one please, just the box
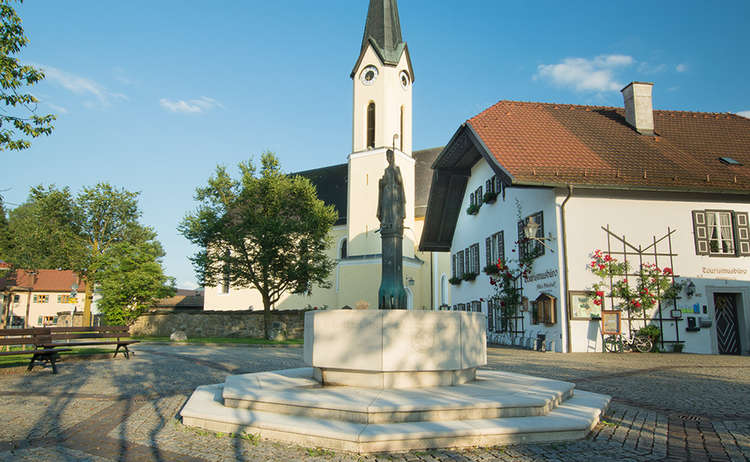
[304,310,486,388]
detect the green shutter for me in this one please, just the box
[692,210,709,255]
[485,237,492,266]
[734,212,750,256]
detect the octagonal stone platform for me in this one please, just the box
[304,310,486,388]
[180,368,611,453]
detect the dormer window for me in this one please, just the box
[719,157,743,166]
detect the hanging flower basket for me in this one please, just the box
[462,272,478,282]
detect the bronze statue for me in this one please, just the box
[377,149,408,309]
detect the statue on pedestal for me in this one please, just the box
[377,149,408,310]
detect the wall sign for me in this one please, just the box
[568,290,602,320]
[601,310,621,335]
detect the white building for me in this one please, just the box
[420,82,750,355]
[204,0,451,312]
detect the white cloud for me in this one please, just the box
[638,62,667,74]
[37,64,127,106]
[676,63,688,73]
[535,54,634,92]
[737,111,750,119]
[159,96,224,114]
[46,103,68,114]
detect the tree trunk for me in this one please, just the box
[262,293,272,340]
[83,278,93,327]
[24,288,31,328]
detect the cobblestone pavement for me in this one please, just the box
[0,344,748,461]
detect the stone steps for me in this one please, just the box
[222,368,575,424]
[181,383,609,453]
[180,368,610,452]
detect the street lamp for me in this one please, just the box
[523,216,555,253]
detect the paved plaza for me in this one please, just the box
[0,344,748,461]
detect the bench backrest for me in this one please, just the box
[0,328,52,346]
[48,325,130,341]
[0,326,129,345]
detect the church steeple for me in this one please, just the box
[351,0,412,80]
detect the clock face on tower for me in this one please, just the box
[360,65,378,85]
[399,70,410,89]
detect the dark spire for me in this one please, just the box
[351,0,411,77]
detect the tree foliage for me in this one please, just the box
[97,239,175,325]
[180,152,338,339]
[0,0,55,151]
[4,183,174,325]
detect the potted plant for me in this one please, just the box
[483,191,498,203]
[462,272,478,282]
[466,203,480,215]
[483,263,499,275]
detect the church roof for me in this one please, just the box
[351,0,412,79]
[292,148,442,226]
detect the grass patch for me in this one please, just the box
[306,447,335,457]
[131,336,303,345]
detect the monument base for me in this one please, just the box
[313,366,476,388]
[304,310,486,388]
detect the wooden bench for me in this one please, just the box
[0,328,72,374]
[43,326,139,359]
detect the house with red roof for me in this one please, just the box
[0,269,97,327]
[420,82,750,355]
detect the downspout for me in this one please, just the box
[561,185,573,353]
[431,252,437,310]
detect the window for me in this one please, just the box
[367,102,376,148]
[452,251,466,278]
[339,238,348,259]
[692,210,750,256]
[33,294,49,303]
[13,294,19,303]
[400,106,404,151]
[470,244,480,274]
[38,315,55,326]
[471,300,481,313]
[457,303,466,311]
[532,293,556,325]
[518,211,545,260]
[486,231,505,266]
[58,294,71,303]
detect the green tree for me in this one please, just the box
[180,152,338,339]
[5,183,173,325]
[0,196,9,259]
[96,238,175,325]
[0,0,55,150]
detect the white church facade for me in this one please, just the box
[204,0,451,312]
[420,82,750,355]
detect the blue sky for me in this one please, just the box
[5,1,749,289]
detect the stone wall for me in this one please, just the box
[129,310,308,340]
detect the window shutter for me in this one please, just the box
[477,186,483,204]
[485,179,492,194]
[498,231,505,263]
[734,212,750,256]
[692,210,709,255]
[469,192,475,206]
[517,219,526,260]
[531,302,538,324]
[485,237,492,266]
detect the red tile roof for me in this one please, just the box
[0,269,85,292]
[468,101,750,193]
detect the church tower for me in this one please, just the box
[351,0,414,155]
[347,0,416,261]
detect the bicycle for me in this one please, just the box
[603,334,653,353]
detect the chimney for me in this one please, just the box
[621,82,654,135]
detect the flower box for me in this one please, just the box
[483,192,498,203]
[483,264,499,275]
[462,272,478,282]
[448,277,462,286]
[466,204,480,215]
